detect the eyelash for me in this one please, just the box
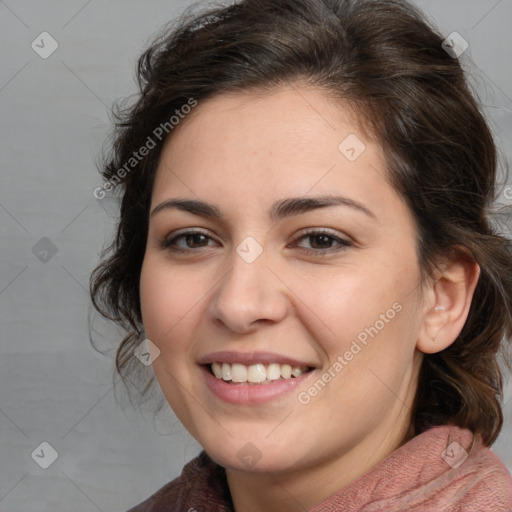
[160,228,353,256]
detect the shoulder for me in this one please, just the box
[454,441,512,512]
[310,424,512,512]
[408,425,512,511]
[127,451,233,512]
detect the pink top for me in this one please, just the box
[128,425,512,511]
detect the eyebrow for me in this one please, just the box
[150,195,377,222]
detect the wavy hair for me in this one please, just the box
[90,0,512,445]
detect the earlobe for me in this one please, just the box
[417,252,480,355]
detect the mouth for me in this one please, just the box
[198,351,319,404]
[206,361,314,385]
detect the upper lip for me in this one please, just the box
[197,351,317,368]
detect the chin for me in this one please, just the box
[202,438,306,474]
[212,453,295,474]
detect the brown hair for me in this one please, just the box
[90,0,512,446]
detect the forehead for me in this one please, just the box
[162,86,371,162]
[150,86,408,228]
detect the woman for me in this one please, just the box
[90,0,512,510]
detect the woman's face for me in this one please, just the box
[140,86,427,475]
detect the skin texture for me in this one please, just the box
[139,86,479,512]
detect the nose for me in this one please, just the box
[207,245,289,334]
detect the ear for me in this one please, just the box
[417,249,480,354]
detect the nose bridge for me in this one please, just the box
[208,239,287,332]
[230,242,268,292]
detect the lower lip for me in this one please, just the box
[200,365,315,405]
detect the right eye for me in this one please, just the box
[160,229,218,253]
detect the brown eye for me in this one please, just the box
[308,234,337,249]
[161,230,217,252]
[294,229,352,255]
[183,233,209,248]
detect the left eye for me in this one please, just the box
[293,230,352,253]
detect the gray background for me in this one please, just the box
[1,1,511,511]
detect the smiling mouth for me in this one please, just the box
[207,362,313,384]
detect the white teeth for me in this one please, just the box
[291,366,303,377]
[267,363,281,380]
[210,362,309,383]
[231,363,247,383]
[247,363,267,383]
[212,362,222,378]
[221,363,232,381]
[280,364,292,379]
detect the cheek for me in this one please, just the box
[307,271,391,344]
[139,257,199,356]
[307,260,419,367]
